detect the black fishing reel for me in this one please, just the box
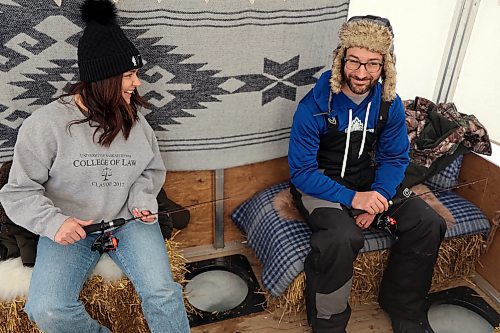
[91,231,119,254]
[375,215,398,239]
[85,218,126,254]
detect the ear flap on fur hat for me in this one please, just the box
[330,15,397,102]
[329,46,344,95]
[381,52,396,101]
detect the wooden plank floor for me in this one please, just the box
[183,242,499,333]
[189,294,390,333]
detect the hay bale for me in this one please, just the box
[267,234,486,316]
[0,238,187,333]
[430,234,484,290]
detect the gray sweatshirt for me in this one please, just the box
[0,99,166,240]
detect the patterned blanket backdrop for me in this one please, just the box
[0,0,349,170]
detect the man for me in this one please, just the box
[288,15,446,333]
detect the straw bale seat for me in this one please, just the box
[0,239,187,333]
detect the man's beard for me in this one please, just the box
[344,72,379,95]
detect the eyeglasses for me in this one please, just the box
[344,58,383,73]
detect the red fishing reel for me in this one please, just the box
[91,231,119,254]
[375,215,398,239]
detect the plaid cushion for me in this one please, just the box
[231,181,490,297]
[424,155,463,190]
[231,183,310,296]
[435,190,490,238]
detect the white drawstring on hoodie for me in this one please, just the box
[358,102,371,158]
[340,102,371,179]
[340,109,352,179]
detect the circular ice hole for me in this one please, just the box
[428,303,493,333]
[185,270,249,312]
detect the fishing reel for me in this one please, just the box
[375,215,398,239]
[91,231,119,254]
[85,218,126,254]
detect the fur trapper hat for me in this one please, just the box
[330,15,396,101]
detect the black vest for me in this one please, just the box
[317,101,391,191]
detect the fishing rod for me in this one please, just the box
[349,178,487,239]
[350,178,487,217]
[84,195,246,253]
[83,195,244,234]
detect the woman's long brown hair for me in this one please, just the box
[61,74,149,147]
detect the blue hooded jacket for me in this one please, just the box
[288,70,409,207]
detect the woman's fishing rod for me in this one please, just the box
[82,195,246,234]
[84,196,246,253]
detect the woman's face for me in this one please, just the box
[121,69,141,104]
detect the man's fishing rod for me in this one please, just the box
[347,178,487,239]
[350,178,487,217]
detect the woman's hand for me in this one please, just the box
[133,208,156,223]
[54,217,93,245]
[355,213,376,230]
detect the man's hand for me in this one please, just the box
[54,217,93,245]
[351,190,389,215]
[133,208,156,223]
[355,213,376,229]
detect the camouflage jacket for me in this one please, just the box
[404,96,492,168]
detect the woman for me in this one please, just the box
[0,0,190,332]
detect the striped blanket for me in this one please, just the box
[0,0,349,170]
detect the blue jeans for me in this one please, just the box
[25,221,190,333]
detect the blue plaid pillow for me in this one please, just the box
[231,182,311,296]
[424,155,464,190]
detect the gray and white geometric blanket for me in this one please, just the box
[0,0,348,170]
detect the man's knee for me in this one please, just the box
[309,227,364,261]
[414,206,447,242]
[309,208,363,242]
[396,200,447,239]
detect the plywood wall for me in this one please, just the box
[163,157,289,248]
[456,153,500,291]
[224,157,290,243]
[456,153,500,220]
[163,170,214,248]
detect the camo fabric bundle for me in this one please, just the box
[404,96,491,168]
